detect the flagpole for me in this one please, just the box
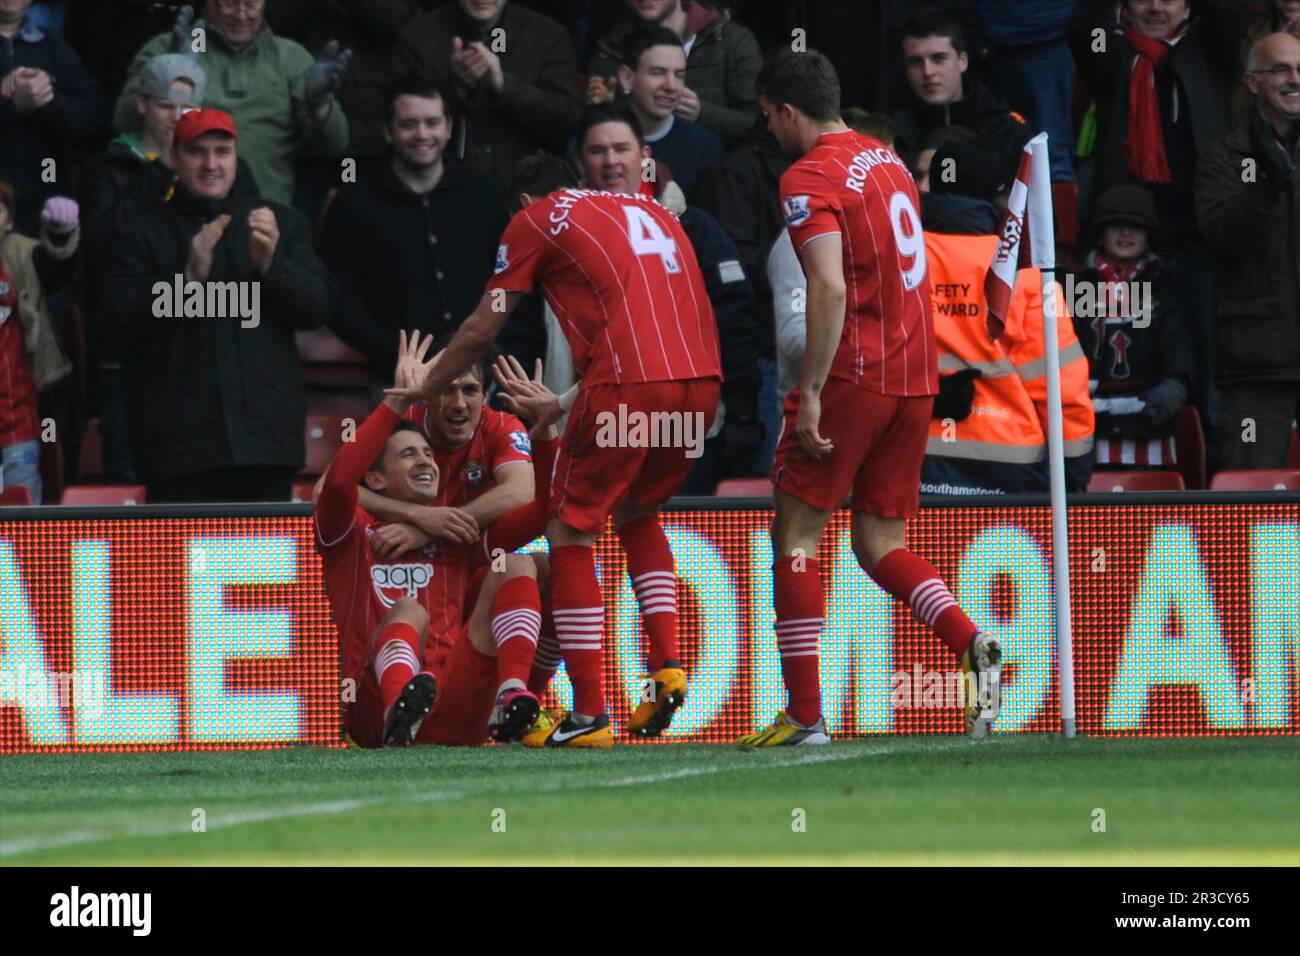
[1028,132,1078,739]
[1039,270,1078,738]
[985,132,1078,737]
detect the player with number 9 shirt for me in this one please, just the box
[389,155,722,747]
[740,49,1002,747]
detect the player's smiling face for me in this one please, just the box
[429,371,485,450]
[369,430,440,503]
[902,35,967,107]
[579,121,648,194]
[386,93,451,172]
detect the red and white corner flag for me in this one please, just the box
[984,132,1055,341]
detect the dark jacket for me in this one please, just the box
[393,3,581,190]
[1196,118,1300,387]
[0,15,110,235]
[1068,251,1195,437]
[98,174,331,480]
[1069,0,1241,243]
[892,72,1036,179]
[587,7,761,146]
[679,204,761,421]
[266,0,421,158]
[695,120,791,357]
[979,0,1074,49]
[318,157,509,380]
[81,145,264,358]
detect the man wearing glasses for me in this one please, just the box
[112,0,352,208]
[1197,31,1300,471]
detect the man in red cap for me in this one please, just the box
[97,106,335,502]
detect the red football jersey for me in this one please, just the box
[781,129,937,397]
[487,189,722,386]
[403,404,532,508]
[0,258,39,447]
[315,405,476,685]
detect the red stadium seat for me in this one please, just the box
[60,485,148,506]
[1209,469,1300,491]
[0,486,34,506]
[714,478,774,498]
[1171,405,1207,490]
[1288,425,1299,469]
[78,417,104,480]
[1088,470,1186,492]
[297,327,369,387]
[302,414,349,479]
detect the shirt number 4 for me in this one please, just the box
[624,204,681,274]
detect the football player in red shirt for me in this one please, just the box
[740,50,1002,746]
[316,333,560,746]
[391,155,723,747]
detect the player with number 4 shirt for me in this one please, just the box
[740,50,1002,747]
[389,155,722,747]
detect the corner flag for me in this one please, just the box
[984,132,1055,341]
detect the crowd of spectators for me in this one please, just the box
[0,0,1296,503]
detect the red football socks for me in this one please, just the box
[490,575,542,688]
[617,515,678,671]
[870,548,977,657]
[528,608,561,697]
[374,621,423,712]
[549,545,605,716]
[774,555,823,727]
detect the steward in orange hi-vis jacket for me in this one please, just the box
[918,143,1093,495]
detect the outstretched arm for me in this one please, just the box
[388,291,526,403]
[315,331,426,543]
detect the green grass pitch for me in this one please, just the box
[2,736,1297,865]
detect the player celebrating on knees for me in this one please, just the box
[335,339,544,739]
[392,155,722,747]
[741,50,1001,746]
[315,332,559,746]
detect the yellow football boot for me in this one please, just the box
[628,665,687,737]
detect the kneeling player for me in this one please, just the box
[316,334,559,746]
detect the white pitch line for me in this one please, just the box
[0,740,960,859]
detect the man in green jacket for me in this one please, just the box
[112,1,351,207]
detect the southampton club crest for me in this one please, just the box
[462,459,485,487]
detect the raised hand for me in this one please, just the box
[384,331,437,414]
[674,86,702,122]
[185,214,231,283]
[492,355,561,432]
[248,207,280,275]
[585,74,617,105]
[170,5,195,53]
[40,197,80,235]
[305,38,352,106]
